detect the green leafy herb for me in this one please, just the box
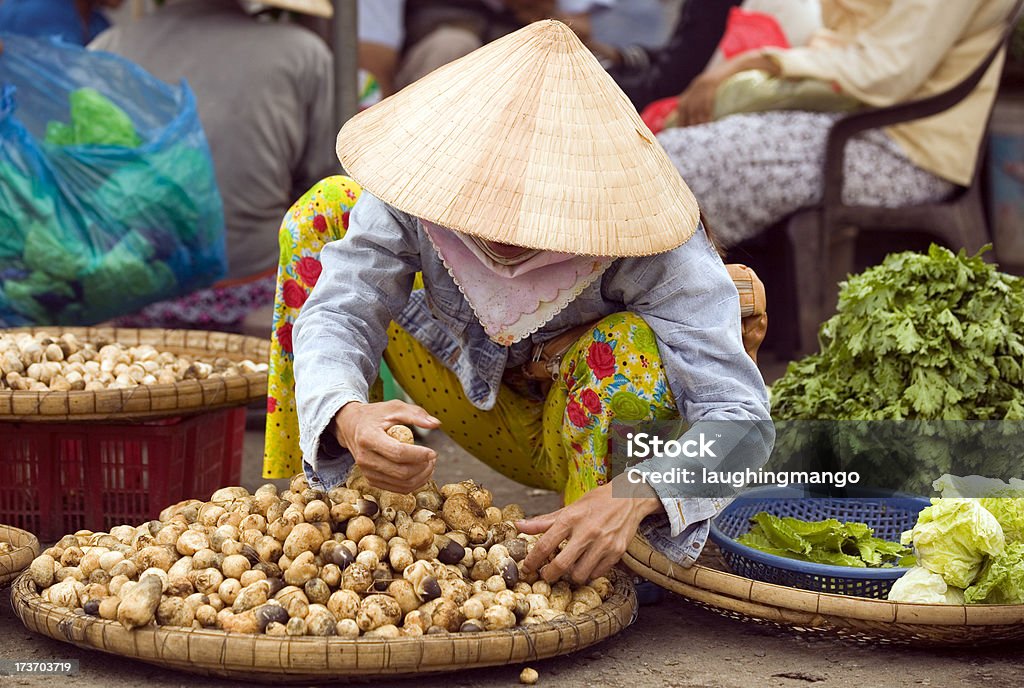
[773,245,1024,421]
[770,246,1024,492]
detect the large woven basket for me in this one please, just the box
[0,524,40,587]
[0,327,268,421]
[12,570,637,682]
[624,536,1024,647]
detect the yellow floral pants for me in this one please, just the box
[264,177,679,503]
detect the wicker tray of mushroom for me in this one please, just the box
[0,328,269,421]
[12,431,637,681]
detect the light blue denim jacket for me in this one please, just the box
[294,191,774,565]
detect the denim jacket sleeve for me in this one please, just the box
[605,224,775,537]
[293,192,421,476]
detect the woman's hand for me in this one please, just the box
[518,478,663,584]
[333,400,442,493]
[673,52,782,128]
[673,69,724,128]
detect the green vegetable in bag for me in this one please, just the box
[81,231,177,310]
[44,88,140,148]
[23,221,91,278]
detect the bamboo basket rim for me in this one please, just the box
[0,524,40,587]
[624,535,1024,646]
[11,569,638,682]
[0,327,269,422]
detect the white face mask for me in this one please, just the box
[421,219,613,346]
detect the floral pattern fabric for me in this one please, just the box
[112,274,276,331]
[657,110,955,247]
[264,176,360,479]
[552,312,677,503]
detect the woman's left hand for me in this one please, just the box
[517,478,663,584]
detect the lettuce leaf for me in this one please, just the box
[932,474,1024,545]
[888,566,965,604]
[964,543,1024,604]
[903,498,1005,588]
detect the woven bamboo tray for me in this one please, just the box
[0,327,268,421]
[0,525,40,587]
[624,536,1024,647]
[11,570,637,682]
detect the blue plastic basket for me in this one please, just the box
[709,486,930,598]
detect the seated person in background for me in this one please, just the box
[0,0,121,45]
[656,0,1015,248]
[90,0,338,331]
[397,0,591,88]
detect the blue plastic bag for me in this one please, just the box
[0,34,227,326]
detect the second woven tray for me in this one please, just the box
[624,535,1024,647]
[0,327,269,421]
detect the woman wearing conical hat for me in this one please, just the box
[268,20,774,582]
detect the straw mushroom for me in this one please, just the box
[327,589,361,620]
[117,574,162,629]
[28,554,55,589]
[356,594,402,632]
[520,667,539,685]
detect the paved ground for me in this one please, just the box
[2,427,1021,687]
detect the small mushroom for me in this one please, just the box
[156,597,195,627]
[387,579,421,616]
[483,604,516,630]
[327,589,361,620]
[336,618,360,638]
[404,561,441,602]
[441,493,487,532]
[27,554,55,589]
[305,606,337,636]
[117,574,162,629]
[356,594,402,632]
[435,535,466,565]
[283,523,325,559]
[283,551,319,587]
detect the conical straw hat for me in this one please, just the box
[336,20,699,257]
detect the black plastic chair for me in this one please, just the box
[785,0,1024,353]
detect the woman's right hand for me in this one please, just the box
[332,400,441,493]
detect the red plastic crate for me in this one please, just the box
[0,408,245,542]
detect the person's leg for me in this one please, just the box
[383,322,563,492]
[264,175,364,479]
[547,312,680,505]
[839,129,956,207]
[395,25,484,90]
[657,111,837,247]
[657,111,955,248]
